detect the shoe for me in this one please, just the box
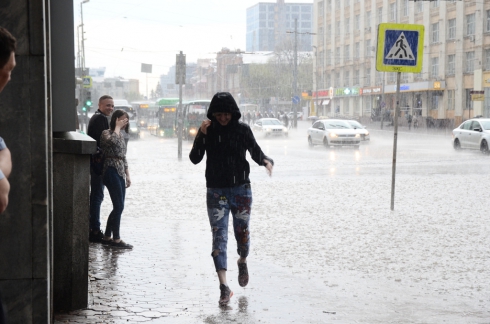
[89,230,104,243]
[238,262,249,287]
[101,237,113,245]
[110,240,133,249]
[219,284,233,306]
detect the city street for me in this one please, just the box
[55,121,490,323]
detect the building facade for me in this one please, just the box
[247,1,313,52]
[313,0,490,127]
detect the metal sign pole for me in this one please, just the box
[390,72,401,211]
[176,51,185,160]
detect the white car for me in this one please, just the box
[346,120,370,141]
[452,118,490,153]
[307,119,361,149]
[252,118,288,137]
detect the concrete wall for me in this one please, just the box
[0,0,52,323]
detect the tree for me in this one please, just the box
[155,82,163,98]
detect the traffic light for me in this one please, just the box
[84,91,92,111]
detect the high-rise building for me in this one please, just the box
[246,1,313,52]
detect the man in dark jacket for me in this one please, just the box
[87,95,114,242]
[189,92,273,306]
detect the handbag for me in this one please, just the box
[90,146,104,175]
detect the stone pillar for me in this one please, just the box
[0,1,52,323]
[53,132,95,311]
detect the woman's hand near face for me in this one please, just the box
[200,120,211,135]
[115,117,128,133]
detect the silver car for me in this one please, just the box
[307,119,361,149]
[346,120,370,141]
[253,118,289,137]
[452,118,490,153]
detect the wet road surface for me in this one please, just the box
[55,121,490,323]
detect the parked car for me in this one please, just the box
[452,118,490,153]
[128,120,140,139]
[346,120,370,141]
[307,119,361,149]
[252,118,288,137]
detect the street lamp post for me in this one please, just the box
[312,45,319,117]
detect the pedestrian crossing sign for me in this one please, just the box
[376,23,424,73]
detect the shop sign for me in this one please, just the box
[470,90,485,101]
[360,87,382,95]
[333,87,360,97]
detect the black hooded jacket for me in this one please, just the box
[189,92,273,188]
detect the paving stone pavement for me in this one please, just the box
[54,124,490,323]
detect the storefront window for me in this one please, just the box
[447,90,455,110]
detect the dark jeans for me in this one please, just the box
[89,167,105,231]
[103,166,126,240]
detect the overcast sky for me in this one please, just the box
[75,0,313,95]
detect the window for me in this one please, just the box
[318,27,324,46]
[402,0,409,17]
[355,42,360,59]
[431,0,439,8]
[430,93,440,110]
[487,10,490,32]
[377,8,383,25]
[366,39,371,57]
[355,14,360,31]
[345,0,349,6]
[465,89,473,110]
[448,19,456,40]
[336,21,340,36]
[376,71,383,85]
[318,1,324,16]
[366,11,371,28]
[344,71,350,86]
[354,69,359,85]
[365,68,371,85]
[335,0,340,8]
[326,74,331,86]
[344,45,350,61]
[326,49,332,66]
[335,47,340,64]
[485,49,490,71]
[465,51,475,73]
[431,57,439,79]
[335,72,340,85]
[447,54,455,75]
[345,18,350,33]
[292,6,299,12]
[447,90,455,110]
[388,72,395,83]
[466,13,475,36]
[431,22,439,43]
[389,3,396,21]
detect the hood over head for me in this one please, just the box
[206,92,241,122]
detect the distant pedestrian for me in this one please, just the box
[189,92,274,306]
[246,111,251,125]
[0,25,16,324]
[100,110,133,249]
[87,95,114,242]
[408,114,412,130]
[283,113,289,129]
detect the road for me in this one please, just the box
[55,121,490,323]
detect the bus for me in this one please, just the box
[183,100,211,140]
[131,100,157,128]
[114,99,136,120]
[156,98,180,137]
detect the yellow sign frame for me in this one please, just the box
[82,76,92,88]
[376,23,424,73]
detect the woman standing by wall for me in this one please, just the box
[100,110,133,249]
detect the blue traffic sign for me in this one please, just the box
[376,23,424,73]
[292,95,300,104]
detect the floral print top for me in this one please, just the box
[100,129,128,179]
